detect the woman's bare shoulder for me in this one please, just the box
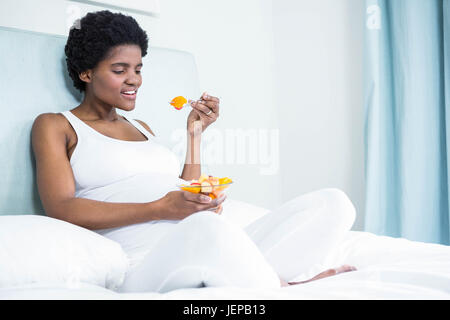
[32,112,72,142]
[32,112,63,130]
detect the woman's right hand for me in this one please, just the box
[157,190,227,220]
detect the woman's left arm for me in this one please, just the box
[180,92,220,181]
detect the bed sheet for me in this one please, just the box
[2,230,449,300]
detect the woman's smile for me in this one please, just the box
[120,88,138,100]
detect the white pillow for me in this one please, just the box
[0,215,129,290]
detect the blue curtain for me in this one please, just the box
[364,0,450,245]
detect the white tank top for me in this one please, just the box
[61,110,185,204]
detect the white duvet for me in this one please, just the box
[1,200,449,300]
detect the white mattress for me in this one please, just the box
[2,230,449,300]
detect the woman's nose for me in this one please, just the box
[126,71,141,84]
[126,71,141,85]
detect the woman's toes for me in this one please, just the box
[335,265,357,273]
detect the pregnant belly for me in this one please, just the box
[77,172,187,204]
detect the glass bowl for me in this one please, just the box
[177,181,233,199]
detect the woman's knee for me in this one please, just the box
[180,210,224,228]
[320,188,356,228]
[178,211,238,244]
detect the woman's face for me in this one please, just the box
[84,44,143,112]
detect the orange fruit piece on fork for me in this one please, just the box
[170,96,188,110]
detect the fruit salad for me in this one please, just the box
[179,174,233,199]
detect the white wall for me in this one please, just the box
[0,0,365,229]
[154,0,282,211]
[272,0,366,230]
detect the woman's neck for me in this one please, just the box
[78,94,119,122]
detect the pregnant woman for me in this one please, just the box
[32,10,356,293]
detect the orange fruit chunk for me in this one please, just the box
[209,189,223,199]
[180,185,201,193]
[198,174,210,183]
[219,177,232,184]
[201,181,213,193]
[170,96,187,110]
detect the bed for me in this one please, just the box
[0,26,449,300]
[1,199,449,300]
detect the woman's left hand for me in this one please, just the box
[187,92,220,136]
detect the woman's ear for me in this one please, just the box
[79,70,92,84]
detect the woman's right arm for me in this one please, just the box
[31,114,224,230]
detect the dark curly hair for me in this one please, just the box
[65,10,149,93]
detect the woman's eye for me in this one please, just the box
[113,70,141,74]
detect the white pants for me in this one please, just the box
[116,188,356,293]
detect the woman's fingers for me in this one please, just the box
[217,194,227,204]
[183,190,212,203]
[189,93,220,116]
[207,204,223,214]
[200,96,219,114]
[181,190,227,215]
[202,92,220,105]
[191,100,216,118]
[183,191,226,205]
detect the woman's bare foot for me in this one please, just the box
[280,278,290,287]
[280,265,357,287]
